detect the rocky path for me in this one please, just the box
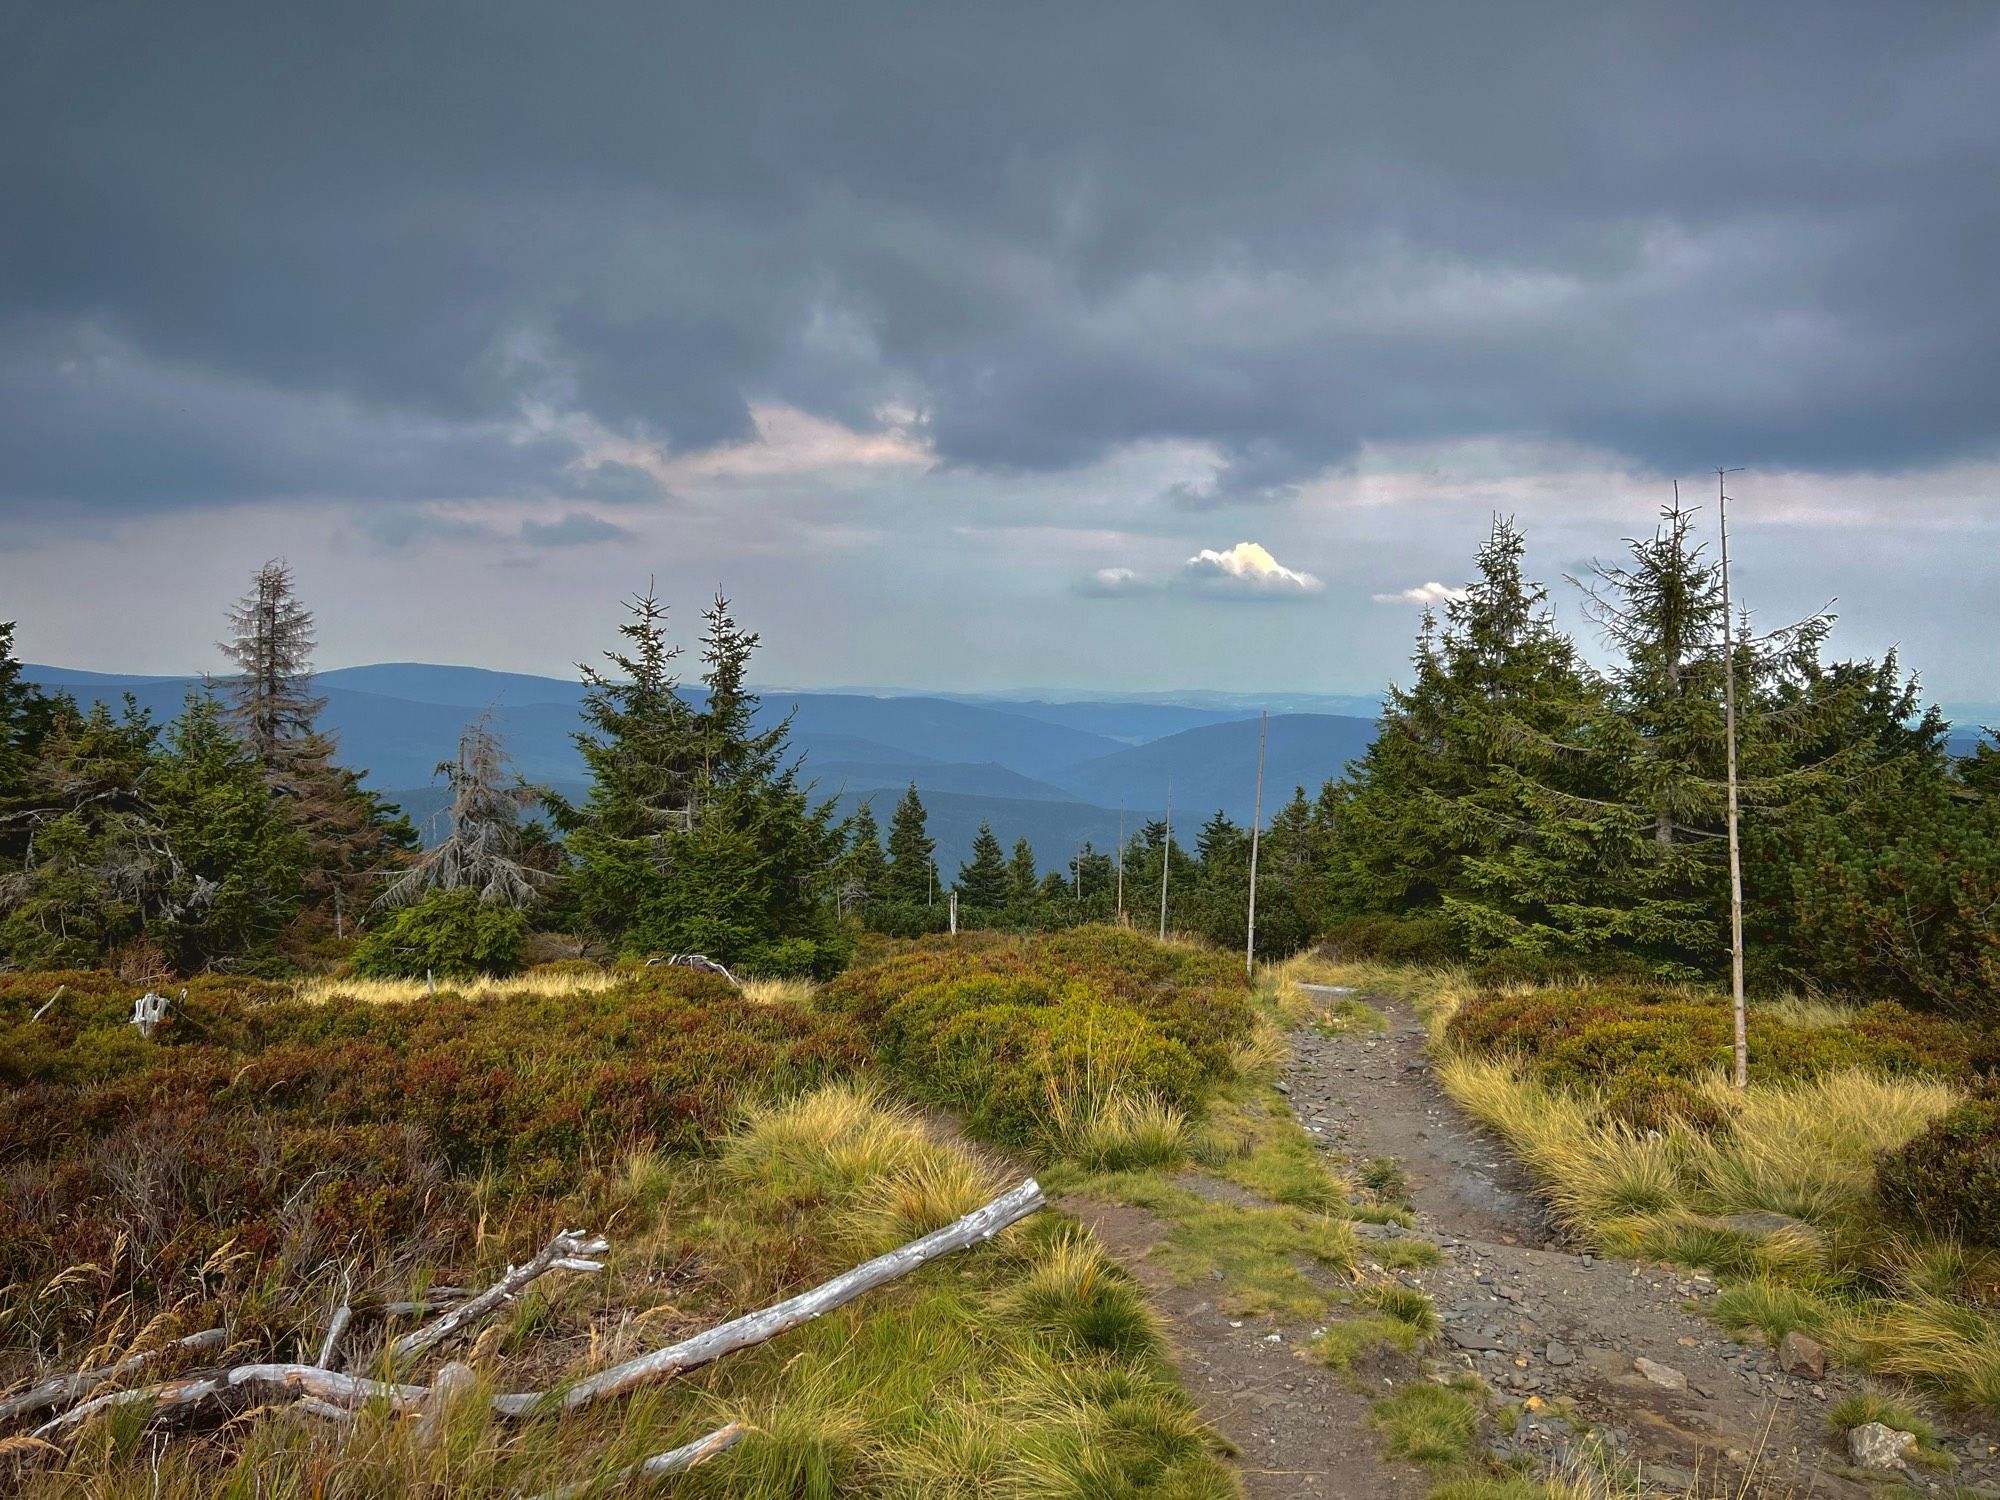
[1070,1189,1434,1500]
[1289,984,2000,1499]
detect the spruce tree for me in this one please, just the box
[217,560,414,943]
[150,693,308,969]
[838,800,889,914]
[1331,516,1597,930]
[1006,836,1040,920]
[563,588,842,971]
[882,782,937,904]
[956,822,1010,915]
[0,696,166,966]
[0,621,53,821]
[219,560,327,772]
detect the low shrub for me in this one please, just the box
[349,889,528,978]
[1445,983,1985,1089]
[823,927,1253,1157]
[1875,1085,2000,1247]
[0,968,867,1364]
[1321,913,1458,965]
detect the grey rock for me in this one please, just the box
[1545,1340,1575,1366]
[1778,1329,1828,1378]
[1634,1356,1688,1391]
[1847,1421,1917,1471]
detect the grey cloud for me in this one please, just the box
[3,0,1999,521]
[519,512,636,547]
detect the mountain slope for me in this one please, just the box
[1055,713,1376,822]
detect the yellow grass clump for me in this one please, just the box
[294,967,620,1005]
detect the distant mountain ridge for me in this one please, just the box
[24,661,1993,875]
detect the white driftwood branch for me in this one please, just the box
[34,1365,429,1438]
[0,1328,226,1423]
[316,1305,352,1372]
[501,1177,1044,1416]
[30,983,65,1022]
[530,1422,748,1500]
[390,1230,607,1367]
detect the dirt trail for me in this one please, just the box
[1067,1189,1434,1500]
[1288,983,2000,1499]
[1070,985,2000,1499]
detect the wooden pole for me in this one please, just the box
[1245,710,1267,979]
[1719,468,1748,1091]
[1159,779,1172,941]
[1115,802,1125,924]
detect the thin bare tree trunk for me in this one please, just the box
[1245,710,1267,978]
[1158,780,1171,941]
[1719,468,1749,1090]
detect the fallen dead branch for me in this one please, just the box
[23,1179,1045,1458]
[503,1176,1045,1415]
[0,1329,227,1423]
[36,1366,430,1438]
[391,1229,607,1368]
[530,1421,748,1500]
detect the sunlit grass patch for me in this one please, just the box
[1041,1091,1191,1174]
[1380,1238,1444,1270]
[1142,1196,1357,1321]
[1369,1383,1480,1466]
[739,975,817,1007]
[1316,996,1390,1037]
[1191,1089,1348,1212]
[294,967,620,1004]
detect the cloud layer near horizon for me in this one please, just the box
[2,2,1997,699]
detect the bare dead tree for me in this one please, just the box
[377,716,548,911]
[218,560,326,771]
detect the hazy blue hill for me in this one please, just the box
[318,662,589,708]
[947,699,1252,745]
[1056,713,1377,822]
[767,693,1123,777]
[812,760,1076,805]
[23,663,1402,863]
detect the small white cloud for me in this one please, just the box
[1372,580,1468,605]
[1077,565,1150,597]
[1182,541,1322,595]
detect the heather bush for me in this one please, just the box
[1321,913,1458,965]
[823,926,1252,1157]
[1445,983,1984,1088]
[1876,1086,2000,1247]
[0,967,865,1364]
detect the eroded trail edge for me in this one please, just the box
[1289,983,2000,1500]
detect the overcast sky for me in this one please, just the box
[3,1,1996,702]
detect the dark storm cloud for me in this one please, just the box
[3,0,1998,516]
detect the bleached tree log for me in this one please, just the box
[499,1177,1044,1416]
[530,1422,748,1500]
[316,1305,352,1372]
[34,1365,430,1438]
[0,1329,227,1423]
[390,1230,606,1367]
